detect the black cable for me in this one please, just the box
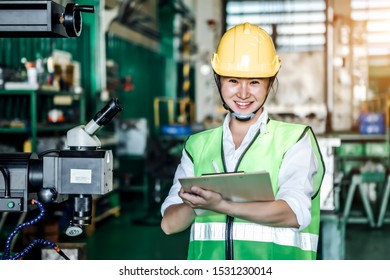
[56,248,70,260]
[38,149,60,158]
[0,165,10,197]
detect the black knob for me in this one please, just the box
[38,188,58,204]
[63,4,95,37]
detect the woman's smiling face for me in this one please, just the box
[220,76,271,119]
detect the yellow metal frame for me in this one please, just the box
[153,96,195,130]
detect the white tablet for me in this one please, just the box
[179,171,275,202]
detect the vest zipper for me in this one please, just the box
[222,129,262,260]
[225,215,234,260]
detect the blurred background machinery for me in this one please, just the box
[1,0,390,260]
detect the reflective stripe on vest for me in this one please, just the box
[190,222,318,252]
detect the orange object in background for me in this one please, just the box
[123,75,134,91]
[47,109,65,123]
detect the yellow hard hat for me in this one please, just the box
[211,22,281,78]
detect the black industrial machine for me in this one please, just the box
[0,98,122,218]
[0,1,124,259]
[0,98,122,259]
[0,0,94,38]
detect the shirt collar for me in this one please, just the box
[223,110,269,136]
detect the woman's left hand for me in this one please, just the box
[179,186,226,212]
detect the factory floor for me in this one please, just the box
[84,203,190,260]
[78,195,390,260]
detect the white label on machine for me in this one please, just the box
[70,169,92,184]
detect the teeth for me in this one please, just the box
[236,102,250,106]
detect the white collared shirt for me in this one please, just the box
[161,110,318,230]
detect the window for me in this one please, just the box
[226,0,326,52]
[351,0,390,57]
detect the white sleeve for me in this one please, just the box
[276,133,318,231]
[160,149,194,216]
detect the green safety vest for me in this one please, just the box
[184,119,325,260]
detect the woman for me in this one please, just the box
[160,22,325,260]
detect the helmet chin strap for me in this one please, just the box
[229,105,262,122]
[222,99,265,122]
[232,111,257,122]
